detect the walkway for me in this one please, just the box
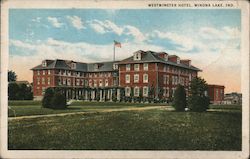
[8,106,174,121]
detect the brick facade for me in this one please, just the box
[31,50,200,101]
[207,85,225,104]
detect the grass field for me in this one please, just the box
[8,101,242,150]
[8,101,167,117]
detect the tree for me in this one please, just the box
[8,83,19,100]
[172,85,186,111]
[42,88,54,108]
[188,77,210,112]
[8,70,17,82]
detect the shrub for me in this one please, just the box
[51,92,67,109]
[42,88,54,108]
[188,95,210,112]
[173,85,187,111]
[42,88,67,109]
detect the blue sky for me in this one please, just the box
[9,9,241,92]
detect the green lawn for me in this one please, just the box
[8,101,168,117]
[8,109,241,150]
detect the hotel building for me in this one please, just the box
[31,50,200,101]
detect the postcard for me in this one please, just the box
[1,0,249,158]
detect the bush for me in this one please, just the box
[42,88,67,109]
[51,92,67,109]
[188,95,210,112]
[42,88,54,108]
[172,85,186,111]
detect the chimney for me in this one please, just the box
[180,59,191,67]
[157,52,168,61]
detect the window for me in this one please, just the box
[42,77,45,84]
[48,70,51,75]
[67,71,71,76]
[89,80,92,87]
[89,73,92,77]
[163,87,166,96]
[58,78,61,85]
[125,74,130,83]
[143,86,148,97]
[134,52,141,60]
[105,79,109,86]
[134,74,139,83]
[37,71,40,75]
[163,75,166,84]
[134,87,140,97]
[76,79,80,86]
[67,78,71,86]
[163,66,166,72]
[172,76,175,85]
[143,74,148,83]
[125,87,131,96]
[94,73,97,77]
[143,63,148,71]
[216,89,219,99]
[134,64,139,71]
[94,80,97,87]
[167,87,169,97]
[42,61,47,67]
[37,77,40,85]
[42,70,45,75]
[48,77,50,85]
[166,75,169,84]
[99,80,103,87]
[113,63,118,70]
[177,57,180,64]
[71,63,76,69]
[126,64,130,71]
[77,72,80,77]
[63,78,66,85]
[42,87,46,95]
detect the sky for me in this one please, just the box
[9,9,241,93]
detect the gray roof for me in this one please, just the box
[118,50,201,71]
[31,59,119,72]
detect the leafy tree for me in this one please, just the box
[188,77,210,112]
[172,85,186,111]
[8,70,17,82]
[8,83,19,100]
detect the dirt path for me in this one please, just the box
[8,106,174,121]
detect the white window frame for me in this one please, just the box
[48,70,51,75]
[134,87,140,97]
[37,71,40,75]
[126,64,130,71]
[63,78,66,85]
[42,77,45,84]
[67,78,71,86]
[89,80,92,87]
[163,75,166,84]
[134,74,139,83]
[143,63,148,71]
[42,70,45,75]
[94,80,97,87]
[99,80,103,87]
[134,64,139,71]
[125,87,131,96]
[125,74,130,83]
[48,77,50,85]
[143,74,148,83]
[105,79,109,86]
[143,86,148,97]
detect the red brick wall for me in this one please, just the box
[208,85,224,103]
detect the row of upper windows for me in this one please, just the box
[124,63,195,76]
[125,86,149,97]
[125,74,148,83]
[36,77,51,85]
[35,70,113,78]
[125,63,148,71]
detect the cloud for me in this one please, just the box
[66,16,85,30]
[31,17,41,23]
[88,19,123,35]
[123,25,146,43]
[47,17,63,28]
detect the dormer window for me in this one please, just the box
[71,63,76,69]
[133,52,141,61]
[113,63,118,70]
[177,57,180,64]
[164,54,168,61]
[42,60,47,67]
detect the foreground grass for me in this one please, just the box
[8,109,241,150]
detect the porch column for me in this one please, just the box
[117,88,120,101]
